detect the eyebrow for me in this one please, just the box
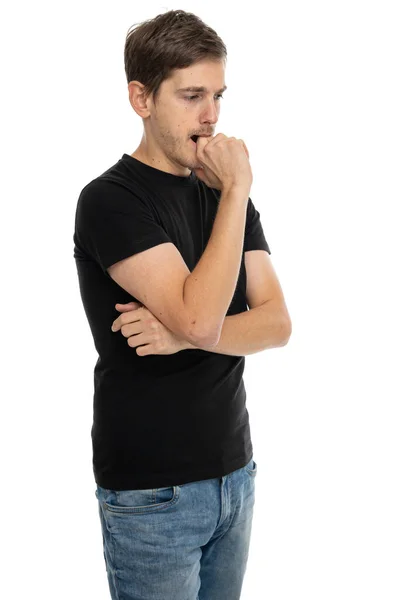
[176,85,227,94]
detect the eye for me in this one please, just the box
[186,94,224,101]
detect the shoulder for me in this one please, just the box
[78,176,148,212]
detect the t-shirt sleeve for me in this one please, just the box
[74,178,173,273]
[243,197,271,254]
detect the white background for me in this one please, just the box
[1,1,399,598]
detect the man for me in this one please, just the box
[73,9,291,600]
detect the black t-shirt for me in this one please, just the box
[73,153,271,490]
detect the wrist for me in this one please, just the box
[220,183,251,201]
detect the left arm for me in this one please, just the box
[184,299,291,356]
[185,249,292,356]
[113,250,292,357]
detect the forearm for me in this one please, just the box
[183,186,249,345]
[184,301,290,356]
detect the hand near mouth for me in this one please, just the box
[192,133,252,192]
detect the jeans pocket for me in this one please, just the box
[100,485,181,514]
[245,458,258,476]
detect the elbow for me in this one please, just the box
[187,319,221,349]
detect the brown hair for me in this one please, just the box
[124,9,227,105]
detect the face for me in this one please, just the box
[131,59,226,177]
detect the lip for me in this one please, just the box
[190,134,213,140]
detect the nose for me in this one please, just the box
[200,99,219,125]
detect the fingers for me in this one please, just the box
[196,132,227,153]
[115,301,142,309]
[112,306,143,332]
[197,134,249,161]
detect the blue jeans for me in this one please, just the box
[95,457,257,600]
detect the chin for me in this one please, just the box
[177,155,196,171]
[184,154,201,169]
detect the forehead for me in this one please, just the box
[171,60,226,91]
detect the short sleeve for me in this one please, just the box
[244,197,271,254]
[74,178,172,273]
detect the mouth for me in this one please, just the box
[190,133,213,147]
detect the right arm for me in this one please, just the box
[182,185,249,346]
[106,186,248,349]
[104,134,252,348]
